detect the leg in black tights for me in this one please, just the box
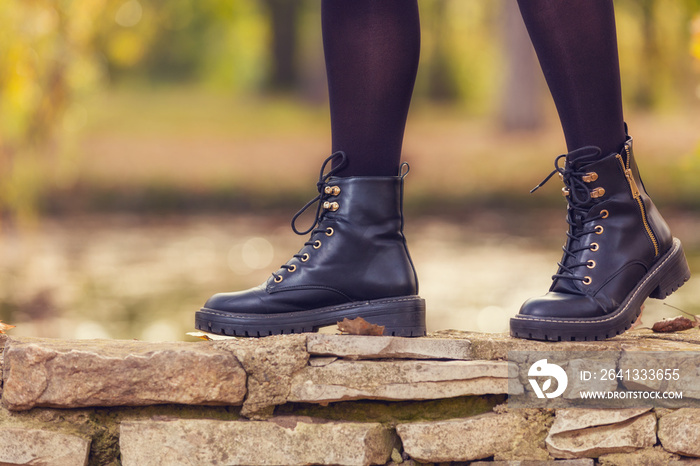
[322,0,420,177]
[517,0,627,157]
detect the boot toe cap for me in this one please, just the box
[518,292,608,320]
[202,286,268,314]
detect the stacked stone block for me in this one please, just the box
[0,330,699,465]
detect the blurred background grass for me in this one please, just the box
[1,0,700,340]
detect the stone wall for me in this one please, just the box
[0,330,699,465]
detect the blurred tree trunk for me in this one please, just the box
[499,0,543,131]
[426,0,460,101]
[635,0,659,108]
[262,0,302,91]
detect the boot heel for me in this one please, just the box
[361,297,427,337]
[650,238,691,299]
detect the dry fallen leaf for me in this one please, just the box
[652,304,700,333]
[0,321,16,334]
[652,316,696,333]
[186,331,238,341]
[337,317,385,336]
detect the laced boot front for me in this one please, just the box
[196,152,426,337]
[511,136,690,341]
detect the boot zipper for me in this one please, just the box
[616,147,659,257]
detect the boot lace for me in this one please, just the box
[271,151,347,283]
[531,151,607,289]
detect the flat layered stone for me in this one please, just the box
[288,359,519,403]
[548,408,652,434]
[599,328,700,345]
[0,426,90,466]
[598,446,681,466]
[658,408,700,457]
[431,329,700,361]
[120,418,395,466]
[2,337,246,410]
[307,334,471,360]
[619,350,700,400]
[430,330,622,360]
[546,408,656,458]
[563,358,618,400]
[397,412,533,463]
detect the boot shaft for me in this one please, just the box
[565,137,672,258]
[553,138,673,300]
[269,174,419,301]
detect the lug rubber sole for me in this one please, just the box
[510,237,691,342]
[195,295,427,337]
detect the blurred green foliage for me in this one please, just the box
[1,0,700,223]
[96,0,268,89]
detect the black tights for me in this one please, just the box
[322,0,420,177]
[517,0,627,157]
[321,0,626,177]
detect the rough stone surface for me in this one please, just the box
[470,461,594,466]
[0,426,91,466]
[489,406,555,461]
[307,334,471,360]
[217,334,308,418]
[397,411,547,463]
[288,359,519,403]
[598,446,681,466]
[2,337,246,410]
[120,418,395,466]
[546,408,656,458]
[658,408,700,457]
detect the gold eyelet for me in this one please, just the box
[313,240,322,249]
[591,187,606,199]
[590,242,599,252]
[587,260,596,269]
[323,201,340,212]
[582,172,598,183]
[600,209,609,219]
[324,186,341,196]
[288,264,297,272]
[582,276,592,285]
[562,187,570,197]
[301,253,310,262]
[595,225,604,235]
[325,227,334,237]
[274,276,283,283]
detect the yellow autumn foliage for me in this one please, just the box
[692,14,700,62]
[0,0,110,228]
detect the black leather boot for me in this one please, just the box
[196,152,426,337]
[511,136,690,341]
